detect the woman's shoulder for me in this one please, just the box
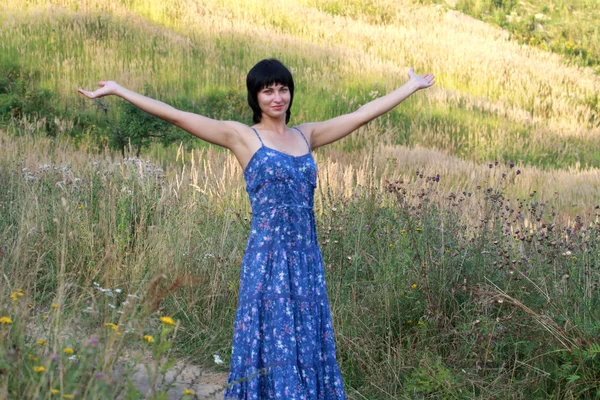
[293,123,316,135]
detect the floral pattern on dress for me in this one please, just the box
[224,128,346,400]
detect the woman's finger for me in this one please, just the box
[77,88,96,98]
[77,80,113,99]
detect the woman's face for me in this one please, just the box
[257,83,290,120]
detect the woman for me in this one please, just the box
[79,58,434,399]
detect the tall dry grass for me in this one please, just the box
[3,124,600,398]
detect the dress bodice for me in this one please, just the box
[243,127,317,215]
[244,146,317,214]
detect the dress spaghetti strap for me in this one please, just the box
[250,127,264,146]
[292,126,311,152]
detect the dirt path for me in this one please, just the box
[120,356,229,399]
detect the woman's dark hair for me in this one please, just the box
[246,58,294,124]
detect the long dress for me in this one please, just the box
[223,127,347,399]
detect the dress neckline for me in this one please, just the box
[261,144,312,159]
[243,145,313,176]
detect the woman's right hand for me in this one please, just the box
[77,80,121,99]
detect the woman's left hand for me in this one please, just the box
[77,81,121,99]
[408,67,435,90]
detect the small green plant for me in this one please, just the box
[0,62,59,135]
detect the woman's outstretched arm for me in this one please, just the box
[297,67,434,150]
[78,81,245,149]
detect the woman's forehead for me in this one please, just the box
[262,82,288,89]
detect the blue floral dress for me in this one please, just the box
[224,127,346,400]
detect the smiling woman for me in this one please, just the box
[258,83,289,116]
[78,57,434,399]
[246,59,295,125]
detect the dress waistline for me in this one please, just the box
[253,203,315,214]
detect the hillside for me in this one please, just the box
[2,0,599,168]
[429,0,600,73]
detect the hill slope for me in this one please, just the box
[1,0,599,167]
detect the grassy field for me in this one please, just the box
[2,125,600,399]
[1,0,600,398]
[1,0,600,167]
[427,0,600,73]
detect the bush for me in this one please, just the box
[0,61,59,136]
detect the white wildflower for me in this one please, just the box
[213,354,224,365]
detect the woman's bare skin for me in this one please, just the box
[77,67,434,169]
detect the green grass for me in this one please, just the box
[429,0,600,74]
[1,0,599,168]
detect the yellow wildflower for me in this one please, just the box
[28,354,38,361]
[143,335,155,343]
[104,323,118,331]
[160,316,176,326]
[10,290,24,301]
[33,366,46,373]
[415,227,422,233]
[0,316,13,324]
[400,229,407,235]
[388,243,393,248]
[418,321,424,326]
[411,283,417,289]
[51,303,59,309]
[63,395,74,399]
[63,348,74,355]
[183,388,195,396]
[407,319,413,324]
[51,389,60,394]
[37,339,47,346]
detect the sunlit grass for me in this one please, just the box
[1,0,599,167]
[427,0,600,72]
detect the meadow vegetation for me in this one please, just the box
[1,0,600,398]
[2,125,600,398]
[426,0,600,73]
[1,0,600,166]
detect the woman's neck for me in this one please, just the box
[255,116,288,135]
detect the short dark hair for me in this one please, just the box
[246,58,294,124]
